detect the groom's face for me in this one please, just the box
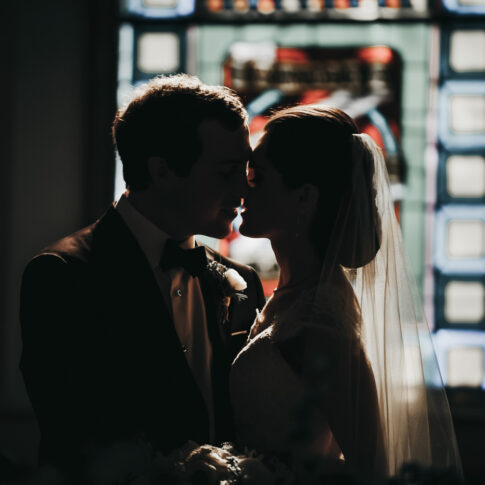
[173,118,251,238]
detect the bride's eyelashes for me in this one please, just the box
[217,165,244,180]
[217,166,238,178]
[246,167,259,188]
[216,160,248,180]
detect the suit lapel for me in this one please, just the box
[199,248,232,350]
[198,247,236,442]
[93,206,171,322]
[91,207,202,386]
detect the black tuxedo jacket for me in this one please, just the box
[19,206,265,474]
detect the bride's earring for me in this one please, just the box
[295,214,301,239]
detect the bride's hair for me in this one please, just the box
[263,106,379,267]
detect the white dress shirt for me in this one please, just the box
[115,195,215,440]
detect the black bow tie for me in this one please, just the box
[160,239,208,277]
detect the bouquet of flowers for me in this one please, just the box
[26,440,462,485]
[55,440,289,485]
[150,441,283,485]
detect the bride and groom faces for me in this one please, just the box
[20,74,460,481]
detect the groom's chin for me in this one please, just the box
[238,220,259,238]
[203,221,233,240]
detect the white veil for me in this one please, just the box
[305,133,462,479]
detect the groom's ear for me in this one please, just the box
[298,183,319,214]
[147,156,169,185]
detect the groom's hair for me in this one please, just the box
[112,74,248,190]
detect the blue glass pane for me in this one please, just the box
[442,0,485,16]
[437,151,485,206]
[132,27,187,82]
[439,81,485,151]
[434,205,485,274]
[121,0,196,18]
[440,25,485,80]
[433,329,485,387]
[434,273,485,330]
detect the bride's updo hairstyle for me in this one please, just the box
[263,106,380,268]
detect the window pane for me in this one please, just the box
[450,95,485,134]
[137,32,180,73]
[450,31,485,72]
[445,281,485,323]
[143,0,179,6]
[458,0,485,5]
[447,347,484,387]
[447,219,484,259]
[447,155,485,198]
[281,0,300,12]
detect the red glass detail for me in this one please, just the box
[262,278,279,298]
[299,89,330,105]
[334,0,350,9]
[249,115,268,134]
[276,48,309,64]
[358,46,394,64]
[361,123,385,152]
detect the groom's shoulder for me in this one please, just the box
[41,223,97,263]
[28,206,120,268]
[23,223,98,281]
[20,223,98,296]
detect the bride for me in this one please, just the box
[230,106,462,480]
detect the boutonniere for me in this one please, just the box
[207,261,248,325]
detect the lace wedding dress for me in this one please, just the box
[231,289,320,456]
[230,275,386,479]
[230,287,346,459]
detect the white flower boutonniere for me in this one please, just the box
[223,268,247,292]
[207,261,248,325]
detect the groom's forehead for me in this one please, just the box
[249,144,265,164]
[205,150,251,167]
[198,121,251,159]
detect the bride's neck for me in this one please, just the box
[271,237,322,290]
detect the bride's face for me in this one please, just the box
[239,136,301,240]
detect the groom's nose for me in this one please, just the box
[239,178,249,200]
[233,165,250,200]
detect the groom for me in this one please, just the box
[19,74,265,476]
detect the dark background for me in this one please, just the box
[0,0,118,470]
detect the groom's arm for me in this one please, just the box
[19,254,84,474]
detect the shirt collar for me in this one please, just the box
[115,194,195,268]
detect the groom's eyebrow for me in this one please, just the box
[247,156,262,169]
[216,158,248,165]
